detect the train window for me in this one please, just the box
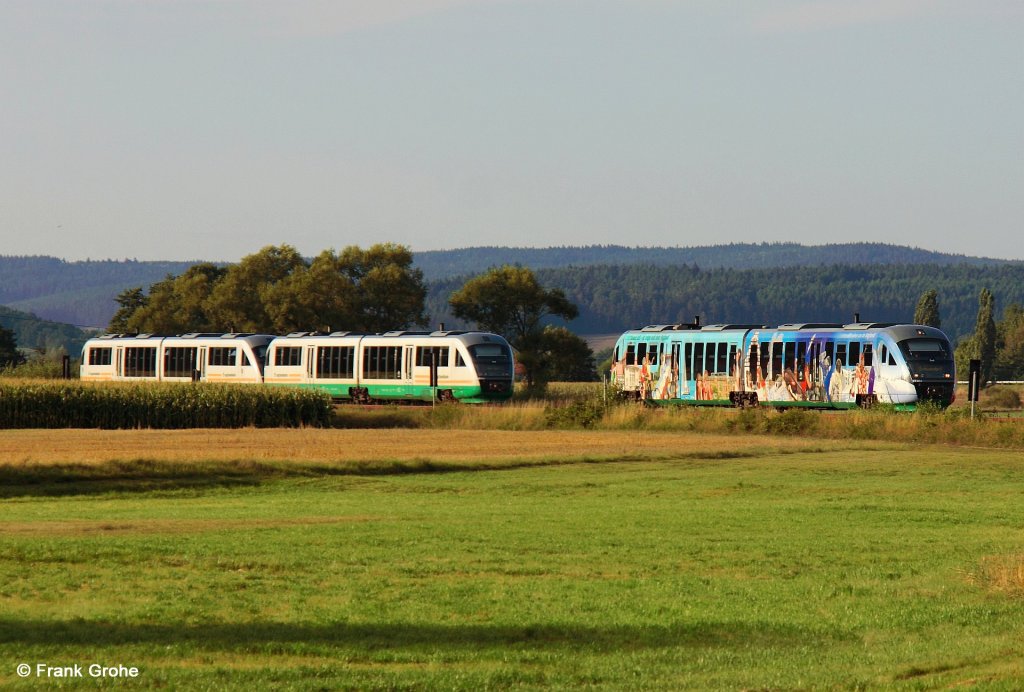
[124,347,157,378]
[363,346,402,379]
[727,344,737,377]
[275,346,302,367]
[849,342,861,366]
[208,347,237,367]
[164,347,197,378]
[879,345,888,362]
[636,342,648,365]
[863,344,873,367]
[783,342,796,373]
[716,342,728,374]
[455,351,466,367]
[626,344,636,366]
[88,347,112,366]
[796,342,807,380]
[416,346,450,368]
[317,346,355,379]
[824,341,834,365]
[242,351,251,367]
[888,352,897,366]
[693,343,705,376]
[770,342,782,379]
[835,342,848,368]
[748,343,758,381]
[709,343,718,374]
[684,343,693,377]
[648,343,659,365]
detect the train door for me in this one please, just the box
[404,345,414,393]
[306,345,316,383]
[115,346,124,379]
[198,346,208,382]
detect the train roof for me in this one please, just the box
[620,322,950,339]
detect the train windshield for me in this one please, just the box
[468,343,512,377]
[898,338,951,360]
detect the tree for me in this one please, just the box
[994,303,1024,381]
[449,265,579,390]
[123,264,227,334]
[205,245,306,333]
[105,244,429,336]
[0,324,26,369]
[338,243,429,332]
[528,326,598,383]
[108,287,147,332]
[974,288,997,385]
[913,289,941,328]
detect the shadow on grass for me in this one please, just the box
[0,451,745,500]
[0,618,850,652]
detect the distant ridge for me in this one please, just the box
[412,243,1012,280]
[1,244,1019,330]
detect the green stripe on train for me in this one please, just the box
[265,382,511,403]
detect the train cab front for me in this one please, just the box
[466,338,515,402]
[897,333,956,407]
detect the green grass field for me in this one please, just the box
[2,435,1024,689]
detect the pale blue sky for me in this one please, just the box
[1,0,1022,261]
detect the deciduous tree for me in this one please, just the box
[449,265,579,390]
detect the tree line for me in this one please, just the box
[109,245,595,390]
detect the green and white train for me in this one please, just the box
[80,330,515,403]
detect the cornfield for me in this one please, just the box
[0,381,332,429]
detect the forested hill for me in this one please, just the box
[1,246,1020,339]
[0,257,199,327]
[426,263,1024,343]
[0,305,90,355]
[414,243,1009,280]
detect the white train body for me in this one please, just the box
[80,333,272,384]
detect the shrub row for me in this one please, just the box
[0,382,332,429]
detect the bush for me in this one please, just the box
[983,386,1022,410]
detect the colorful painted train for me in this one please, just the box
[79,331,515,403]
[610,320,956,409]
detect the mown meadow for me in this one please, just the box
[2,426,1024,688]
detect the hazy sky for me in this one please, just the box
[2,0,1022,262]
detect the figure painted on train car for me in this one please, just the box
[783,367,802,400]
[734,349,745,394]
[655,353,677,399]
[756,363,767,402]
[854,352,870,396]
[639,353,653,399]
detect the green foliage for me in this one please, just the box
[450,265,579,390]
[113,244,429,334]
[0,323,25,368]
[913,288,941,327]
[974,288,997,385]
[983,386,1022,410]
[994,304,1024,381]
[108,286,147,332]
[0,382,331,429]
